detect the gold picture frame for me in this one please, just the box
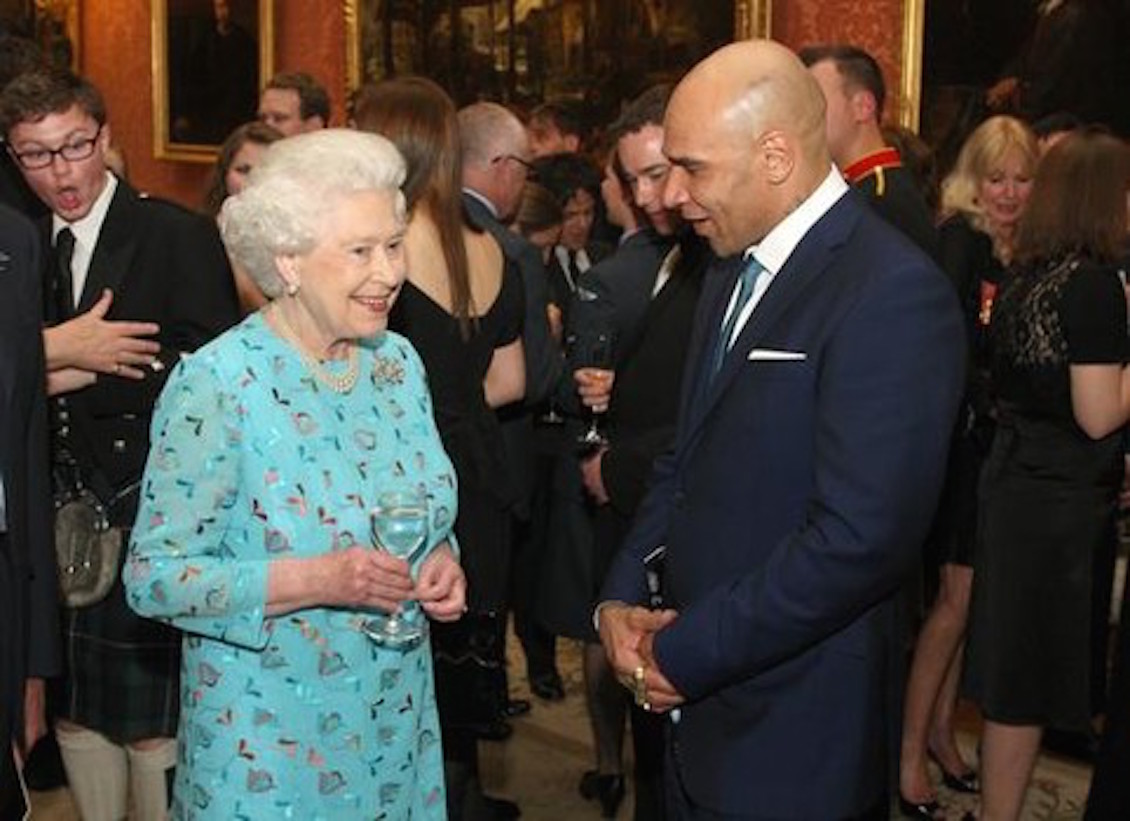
[345,1,765,111]
[734,0,772,40]
[749,0,925,130]
[900,0,926,131]
[152,0,274,163]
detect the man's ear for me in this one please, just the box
[760,131,794,185]
[851,89,878,124]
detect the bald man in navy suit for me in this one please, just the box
[597,41,964,819]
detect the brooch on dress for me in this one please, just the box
[372,355,405,386]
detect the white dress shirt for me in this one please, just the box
[719,167,849,350]
[52,171,117,310]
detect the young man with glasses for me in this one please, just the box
[0,67,239,820]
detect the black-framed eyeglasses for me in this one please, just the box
[7,125,103,170]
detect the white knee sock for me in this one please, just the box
[56,725,129,821]
[126,739,176,821]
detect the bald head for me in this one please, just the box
[458,102,532,220]
[676,40,828,167]
[662,40,833,255]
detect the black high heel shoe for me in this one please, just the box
[898,795,943,820]
[929,749,980,793]
[579,770,626,818]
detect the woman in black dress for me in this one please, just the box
[965,128,1130,821]
[353,77,526,818]
[900,116,1038,817]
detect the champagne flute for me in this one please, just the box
[576,329,614,455]
[361,486,429,648]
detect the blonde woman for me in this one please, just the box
[899,116,1038,818]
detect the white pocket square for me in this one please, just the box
[747,348,807,361]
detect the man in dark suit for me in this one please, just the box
[800,44,940,260]
[1,67,238,819]
[597,41,965,819]
[572,84,711,820]
[459,101,566,712]
[0,203,59,821]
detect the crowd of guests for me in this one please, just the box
[1,26,1129,821]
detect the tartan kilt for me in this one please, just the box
[59,542,180,744]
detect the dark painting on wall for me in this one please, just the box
[153,0,273,162]
[346,0,748,125]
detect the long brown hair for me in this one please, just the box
[1015,128,1130,266]
[353,77,476,337]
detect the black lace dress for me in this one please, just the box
[964,255,1126,731]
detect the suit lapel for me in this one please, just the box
[679,255,742,435]
[77,183,140,314]
[682,195,861,447]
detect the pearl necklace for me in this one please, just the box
[271,307,360,394]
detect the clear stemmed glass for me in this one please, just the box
[361,486,429,649]
[576,329,614,455]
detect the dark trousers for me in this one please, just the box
[663,736,887,821]
[630,704,666,820]
[510,436,559,679]
[0,746,27,821]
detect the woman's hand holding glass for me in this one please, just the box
[362,487,433,647]
[317,545,415,614]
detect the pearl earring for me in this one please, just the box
[285,281,300,297]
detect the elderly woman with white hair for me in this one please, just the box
[124,129,465,819]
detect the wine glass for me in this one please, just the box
[361,486,429,648]
[576,329,614,455]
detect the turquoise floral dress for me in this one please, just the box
[125,314,456,820]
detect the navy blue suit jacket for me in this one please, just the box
[601,191,965,817]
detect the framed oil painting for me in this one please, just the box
[152,0,274,162]
[33,0,81,69]
[345,0,768,122]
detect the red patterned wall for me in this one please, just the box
[772,0,908,123]
[81,0,349,208]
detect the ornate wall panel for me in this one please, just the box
[772,0,923,129]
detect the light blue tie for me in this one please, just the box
[712,257,764,377]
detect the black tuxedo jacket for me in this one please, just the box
[572,228,669,371]
[463,191,562,518]
[43,180,239,523]
[0,204,59,804]
[597,234,710,516]
[462,191,559,404]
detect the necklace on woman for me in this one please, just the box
[271,306,360,394]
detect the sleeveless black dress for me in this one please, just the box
[390,262,523,729]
